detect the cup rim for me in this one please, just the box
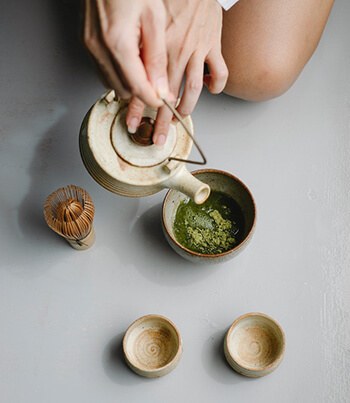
[225,312,286,373]
[123,314,182,375]
[162,168,257,258]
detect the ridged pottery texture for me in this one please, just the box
[79,91,209,203]
[123,315,182,378]
[224,313,285,377]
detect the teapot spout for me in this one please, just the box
[164,166,210,204]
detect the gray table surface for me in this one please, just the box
[1,1,350,402]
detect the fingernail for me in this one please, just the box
[155,134,166,146]
[156,77,169,99]
[127,117,139,134]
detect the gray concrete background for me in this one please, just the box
[1,1,349,402]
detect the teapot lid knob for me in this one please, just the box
[130,117,154,146]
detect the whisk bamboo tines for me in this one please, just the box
[44,185,95,250]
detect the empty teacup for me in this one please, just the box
[123,314,182,378]
[224,312,285,377]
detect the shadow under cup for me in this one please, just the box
[162,169,256,264]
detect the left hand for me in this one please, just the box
[84,0,170,109]
[126,0,229,145]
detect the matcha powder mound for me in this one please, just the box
[173,191,244,255]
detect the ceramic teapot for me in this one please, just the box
[79,91,210,204]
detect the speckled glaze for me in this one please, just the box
[162,169,256,264]
[123,314,182,378]
[79,91,210,204]
[224,313,285,378]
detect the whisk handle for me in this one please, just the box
[65,227,95,250]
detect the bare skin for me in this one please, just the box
[84,0,334,142]
[127,0,228,145]
[222,0,335,101]
[84,0,169,108]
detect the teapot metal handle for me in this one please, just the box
[162,98,207,166]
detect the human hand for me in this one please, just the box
[84,0,170,109]
[126,0,229,145]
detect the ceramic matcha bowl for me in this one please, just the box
[162,169,256,263]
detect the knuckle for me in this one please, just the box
[84,33,98,53]
[146,52,167,69]
[210,67,229,94]
[118,89,132,100]
[155,119,170,134]
[130,84,157,106]
[177,105,193,116]
[144,6,166,27]
[129,83,142,97]
[216,65,229,81]
[103,26,127,54]
[128,99,144,115]
[102,29,115,48]
[186,78,203,93]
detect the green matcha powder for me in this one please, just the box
[173,191,244,254]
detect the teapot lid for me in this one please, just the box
[111,110,178,168]
[80,91,195,188]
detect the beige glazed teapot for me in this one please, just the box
[79,91,210,204]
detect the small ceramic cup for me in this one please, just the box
[224,312,285,377]
[162,169,256,263]
[123,314,182,378]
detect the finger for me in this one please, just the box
[177,52,204,117]
[96,0,164,109]
[84,0,130,98]
[140,6,169,99]
[204,48,229,94]
[103,29,164,108]
[152,65,184,146]
[126,97,145,134]
[152,104,173,146]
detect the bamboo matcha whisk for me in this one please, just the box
[44,185,95,250]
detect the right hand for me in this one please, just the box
[84,0,170,109]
